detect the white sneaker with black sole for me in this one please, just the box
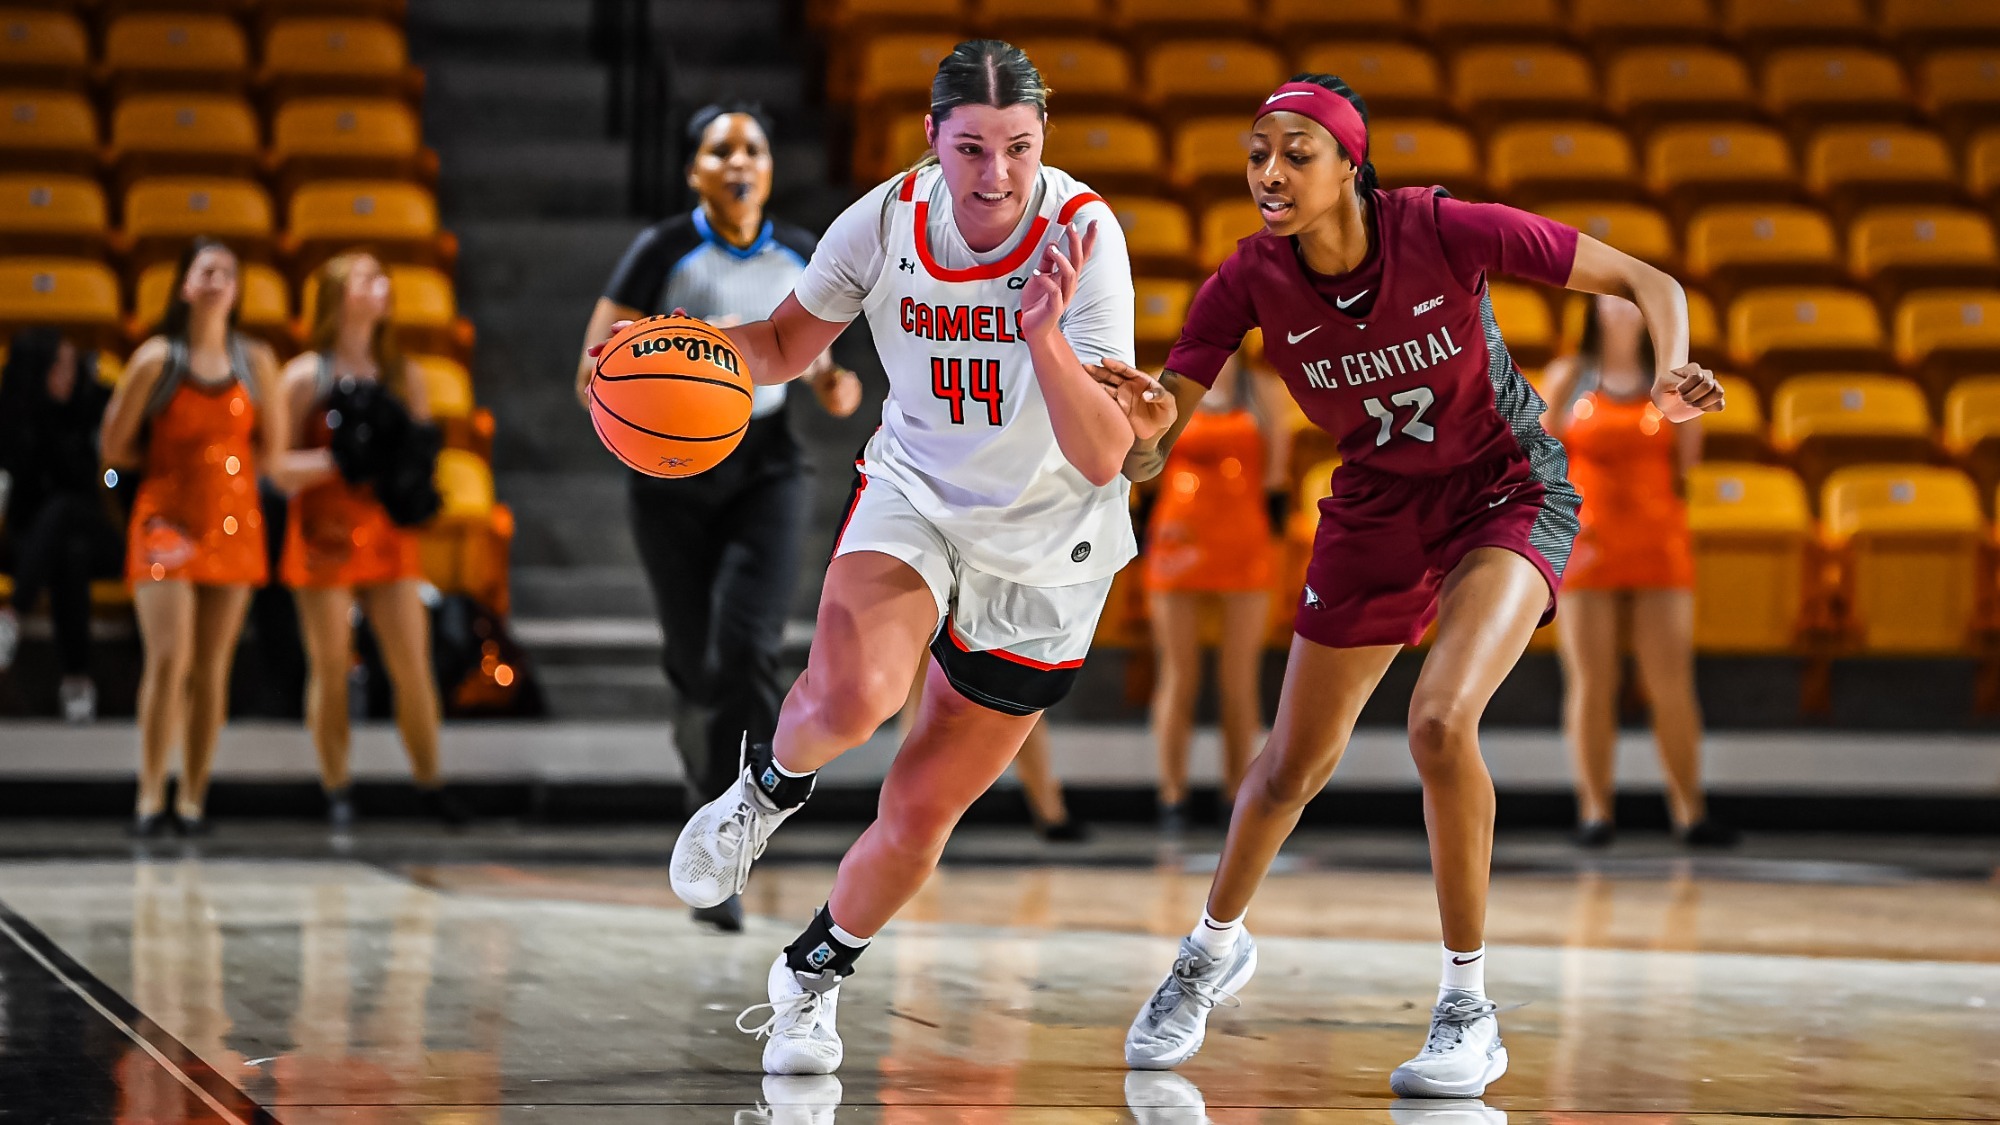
[671,768,800,909]
[1124,933,1258,1070]
[1389,990,1508,1098]
[737,954,843,1075]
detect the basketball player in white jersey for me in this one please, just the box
[585,41,1172,1077]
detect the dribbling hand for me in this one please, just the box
[1087,357,1176,443]
[1019,222,1097,341]
[1653,361,1725,424]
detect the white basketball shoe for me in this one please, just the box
[1124,1070,1211,1125]
[737,954,844,1075]
[1389,990,1509,1098]
[733,1074,844,1125]
[1124,934,1258,1070]
[671,766,800,909]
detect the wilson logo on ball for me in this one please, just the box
[590,315,756,479]
[628,334,741,375]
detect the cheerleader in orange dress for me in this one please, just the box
[1543,294,1734,849]
[278,252,463,829]
[1142,356,1286,831]
[99,239,287,835]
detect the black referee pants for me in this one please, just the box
[628,414,809,811]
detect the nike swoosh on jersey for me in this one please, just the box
[1335,290,1369,310]
[1487,489,1517,509]
[1286,326,1321,344]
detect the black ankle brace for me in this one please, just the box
[747,740,816,810]
[784,904,866,978]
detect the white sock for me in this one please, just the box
[1440,945,1486,999]
[1188,910,1244,958]
[829,919,871,950]
[773,759,813,779]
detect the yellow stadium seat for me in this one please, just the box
[421,448,512,614]
[819,0,964,34]
[259,18,416,102]
[1109,0,1255,40]
[434,445,493,520]
[1170,116,1252,198]
[1848,207,2000,303]
[1571,0,1717,50]
[1451,46,1599,131]
[1762,49,1913,135]
[120,176,274,269]
[1605,48,1759,134]
[1881,0,2000,53]
[1895,290,2000,388]
[1041,114,1162,194]
[1970,128,2000,204]
[284,179,447,276]
[1701,375,1767,461]
[1771,373,1937,495]
[1370,118,1482,199]
[0,90,97,176]
[1645,123,1799,222]
[101,14,249,97]
[1133,276,1193,364]
[0,257,119,343]
[1144,40,1283,119]
[849,33,958,108]
[1486,282,1555,367]
[1721,0,1873,54]
[1919,49,2000,140]
[1110,196,1193,274]
[1689,288,1724,366]
[1683,204,1840,300]
[108,94,260,185]
[1013,38,1134,111]
[1686,462,1814,651]
[269,97,433,196]
[1265,0,1406,40]
[1822,463,1984,653]
[853,110,930,184]
[1197,198,1260,271]
[970,0,1106,37]
[1541,201,1676,266]
[1487,122,1638,206]
[131,258,289,343]
[0,174,107,257]
[302,261,467,357]
[408,351,491,458]
[0,9,90,91]
[1419,0,1565,48]
[1806,126,1960,217]
[1943,374,2000,506]
[1728,287,1889,377]
[255,0,409,19]
[1296,42,1446,119]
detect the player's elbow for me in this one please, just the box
[1074,452,1124,489]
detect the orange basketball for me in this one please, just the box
[589,314,755,478]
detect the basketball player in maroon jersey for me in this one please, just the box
[1105,75,1723,1098]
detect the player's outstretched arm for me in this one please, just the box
[1092,362,1207,482]
[580,296,849,395]
[1563,234,1725,424]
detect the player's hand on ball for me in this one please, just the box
[1020,222,1097,340]
[1088,357,1176,443]
[1654,361,1724,423]
[586,319,637,360]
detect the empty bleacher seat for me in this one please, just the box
[1488,122,1637,206]
[1419,0,1564,48]
[1171,117,1252,198]
[1848,207,2000,303]
[1771,373,1937,494]
[0,256,119,342]
[1806,125,1961,217]
[131,257,289,343]
[409,352,490,458]
[0,90,97,176]
[1685,462,1813,651]
[1969,128,2000,205]
[1109,0,1256,41]
[1110,196,1194,274]
[855,110,930,185]
[1880,0,2000,54]
[1486,282,1555,367]
[1541,201,1676,266]
[101,13,250,97]
[1646,123,1799,221]
[1572,0,1717,51]
[421,448,513,615]
[1265,0,1406,41]
[1451,45,1599,130]
[1728,287,1889,379]
[1688,288,1724,367]
[0,8,90,91]
[1370,119,1482,199]
[1944,375,2000,507]
[1723,0,1874,53]
[108,94,261,185]
[1821,463,1984,653]
[260,18,417,102]
[1142,40,1283,117]
[302,261,468,357]
[970,0,1102,37]
[1684,203,1841,299]
[1762,48,1914,136]
[120,176,274,268]
[1133,276,1193,364]
[1702,375,1767,460]
[0,174,107,257]
[1197,199,1260,272]
[1895,290,2000,390]
[284,179,446,274]
[1040,115,1162,194]
[1605,48,1760,134]
[849,33,958,108]
[1297,42,1447,119]
[269,96,433,196]
[1919,49,2000,140]
[1013,38,1134,112]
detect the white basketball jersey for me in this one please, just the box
[858,165,1136,586]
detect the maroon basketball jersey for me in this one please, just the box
[1232,187,1563,479]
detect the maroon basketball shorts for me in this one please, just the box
[1294,454,1581,649]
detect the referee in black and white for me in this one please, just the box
[575,102,860,931]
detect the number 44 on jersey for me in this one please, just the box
[932,357,1004,426]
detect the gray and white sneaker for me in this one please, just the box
[1124,934,1258,1070]
[737,954,844,1075]
[671,768,799,908]
[1124,1070,1210,1125]
[1389,1097,1507,1123]
[1389,990,1508,1099]
[733,1074,844,1125]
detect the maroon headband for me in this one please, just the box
[1254,82,1368,166]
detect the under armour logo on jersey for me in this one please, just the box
[1414,295,1445,316]
[898,258,916,273]
[1303,585,1323,609]
[805,942,834,970]
[1071,542,1092,563]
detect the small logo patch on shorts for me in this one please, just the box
[1071,542,1091,563]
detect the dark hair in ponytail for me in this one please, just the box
[922,39,1049,160]
[1287,72,1379,194]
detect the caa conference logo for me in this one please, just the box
[806,942,834,970]
[628,332,742,375]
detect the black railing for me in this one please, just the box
[590,0,676,219]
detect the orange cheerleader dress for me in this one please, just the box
[279,360,424,589]
[1143,408,1275,593]
[1559,387,1694,591]
[126,338,269,588]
